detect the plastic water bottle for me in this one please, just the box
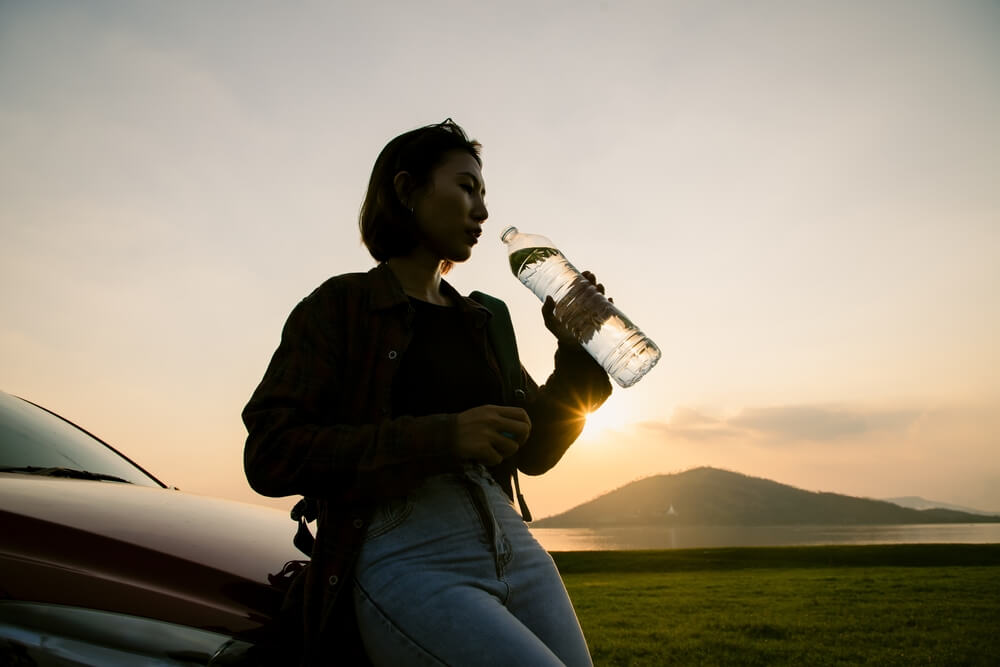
[501,226,661,388]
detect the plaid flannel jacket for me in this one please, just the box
[242,262,611,663]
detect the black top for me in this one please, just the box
[391,297,504,419]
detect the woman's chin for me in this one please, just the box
[447,247,474,264]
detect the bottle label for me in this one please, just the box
[508,246,560,276]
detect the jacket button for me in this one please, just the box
[329,575,339,587]
[388,350,398,360]
[353,518,365,529]
[514,389,526,401]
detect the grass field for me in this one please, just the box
[551,544,1000,666]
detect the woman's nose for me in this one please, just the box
[472,200,488,222]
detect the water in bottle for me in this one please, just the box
[501,226,661,388]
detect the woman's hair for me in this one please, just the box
[360,119,482,268]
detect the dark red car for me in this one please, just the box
[0,390,303,665]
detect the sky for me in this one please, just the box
[2,0,998,519]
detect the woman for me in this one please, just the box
[243,119,612,665]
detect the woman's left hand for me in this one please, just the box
[542,270,610,347]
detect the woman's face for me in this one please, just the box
[410,150,488,265]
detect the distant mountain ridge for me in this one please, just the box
[883,496,1000,517]
[534,467,1000,527]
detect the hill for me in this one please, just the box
[883,495,1000,517]
[533,467,1000,527]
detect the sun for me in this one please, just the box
[580,398,631,441]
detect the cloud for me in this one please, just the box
[642,403,924,445]
[640,407,745,442]
[730,405,921,442]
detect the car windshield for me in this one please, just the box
[0,392,164,488]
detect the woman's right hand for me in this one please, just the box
[453,405,531,465]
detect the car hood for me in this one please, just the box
[0,475,303,638]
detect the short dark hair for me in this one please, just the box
[359,119,482,267]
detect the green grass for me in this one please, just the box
[551,545,1000,666]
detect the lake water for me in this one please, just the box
[529,523,1000,551]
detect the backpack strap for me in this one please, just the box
[291,496,318,556]
[469,291,524,404]
[469,291,533,522]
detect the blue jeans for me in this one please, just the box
[353,465,593,667]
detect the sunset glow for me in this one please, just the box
[1,1,997,520]
[580,397,634,442]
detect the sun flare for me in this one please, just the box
[580,398,632,441]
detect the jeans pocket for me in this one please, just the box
[364,495,414,541]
